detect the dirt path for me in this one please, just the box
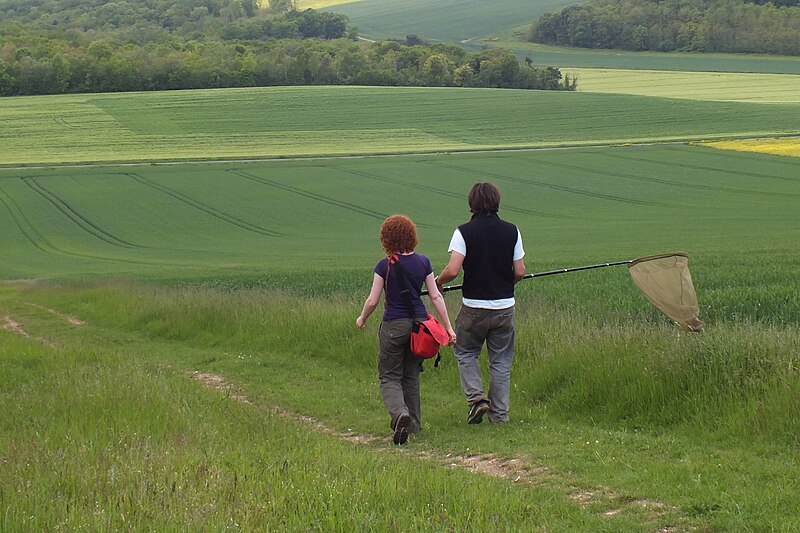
[2,315,31,338]
[189,370,681,531]
[2,301,86,345]
[23,302,85,325]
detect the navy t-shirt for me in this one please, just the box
[374,253,433,321]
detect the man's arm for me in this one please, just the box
[436,251,465,291]
[513,258,525,283]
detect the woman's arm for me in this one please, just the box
[425,272,456,345]
[356,273,384,329]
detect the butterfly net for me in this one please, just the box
[628,252,703,332]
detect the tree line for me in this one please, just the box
[528,0,800,55]
[0,38,574,96]
[0,0,574,96]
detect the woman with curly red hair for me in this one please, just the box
[356,214,456,445]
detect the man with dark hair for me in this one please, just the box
[436,182,525,424]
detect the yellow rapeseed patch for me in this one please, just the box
[702,138,800,158]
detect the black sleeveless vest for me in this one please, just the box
[458,212,518,300]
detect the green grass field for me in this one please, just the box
[569,69,800,103]
[488,40,800,74]
[2,85,800,530]
[1,144,799,289]
[321,0,577,43]
[3,87,800,166]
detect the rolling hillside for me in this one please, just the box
[3,87,800,167]
[321,0,577,42]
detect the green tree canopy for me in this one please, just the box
[529,0,800,55]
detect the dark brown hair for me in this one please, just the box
[379,215,418,254]
[468,182,501,214]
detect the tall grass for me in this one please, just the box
[38,279,800,447]
[516,311,800,440]
[0,321,611,531]
[4,276,800,529]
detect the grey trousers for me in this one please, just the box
[378,318,424,433]
[454,305,515,423]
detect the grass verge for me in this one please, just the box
[2,280,799,530]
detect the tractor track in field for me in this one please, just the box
[22,177,145,249]
[227,169,389,221]
[0,182,206,268]
[188,369,684,531]
[595,151,800,185]
[328,166,571,220]
[424,161,670,208]
[518,154,800,198]
[0,184,65,258]
[0,183,135,263]
[124,173,285,237]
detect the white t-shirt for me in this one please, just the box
[448,228,525,309]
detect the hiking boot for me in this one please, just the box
[467,401,489,425]
[393,413,411,445]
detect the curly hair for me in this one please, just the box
[379,215,418,254]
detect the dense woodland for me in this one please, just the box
[529,0,800,55]
[0,0,572,96]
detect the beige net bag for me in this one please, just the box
[628,252,703,332]
[433,251,703,332]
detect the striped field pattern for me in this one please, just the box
[568,68,800,103]
[3,86,800,166]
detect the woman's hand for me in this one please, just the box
[447,327,456,346]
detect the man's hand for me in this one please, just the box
[437,251,465,288]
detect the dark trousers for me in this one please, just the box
[378,318,423,433]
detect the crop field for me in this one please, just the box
[567,68,800,103]
[3,87,800,166]
[2,85,800,530]
[488,40,800,74]
[0,143,798,279]
[704,137,800,158]
[321,0,577,42]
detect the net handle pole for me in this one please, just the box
[425,259,634,295]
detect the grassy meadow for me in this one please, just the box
[2,80,800,530]
[320,0,577,42]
